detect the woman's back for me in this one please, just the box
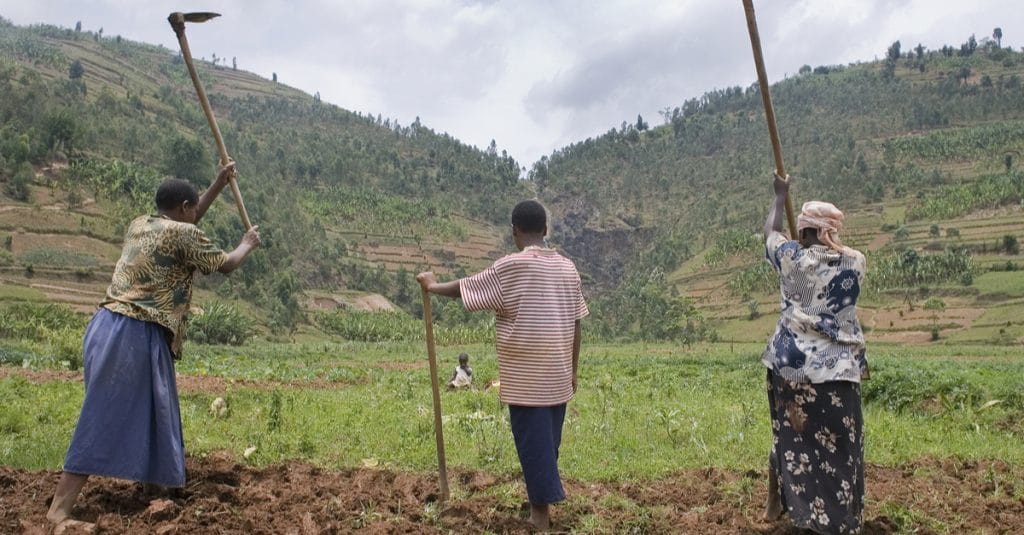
[762,231,868,383]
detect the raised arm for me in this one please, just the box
[218,225,261,274]
[195,162,235,224]
[764,173,790,237]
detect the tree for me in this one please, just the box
[1003,235,1020,255]
[929,224,940,238]
[636,114,648,131]
[957,65,971,84]
[68,60,84,80]
[798,64,812,75]
[232,56,237,70]
[7,161,33,201]
[268,270,303,334]
[272,72,277,82]
[994,27,1003,48]
[163,136,209,186]
[44,110,79,154]
[960,34,977,56]
[886,40,901,62]
[924,297,945,341]
[894,226,910,241]
[74,21,81,32]
[914,43,925,59]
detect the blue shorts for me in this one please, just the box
[508,404,567,505]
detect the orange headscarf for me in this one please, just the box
[796,201,850,254]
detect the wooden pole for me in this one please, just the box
[168,13,253,230]
[420,287,450,502]
[742,0,799,238]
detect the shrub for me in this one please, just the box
[0,302,84,340]
[1002,235,1019,255]
[315,310,419,342]
[7,161,33,201]
[189,301,255,345]
[728,262,776,296]
[314,309,491,345]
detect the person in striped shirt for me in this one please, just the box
[417,199,589,531]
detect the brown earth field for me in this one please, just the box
[3,454,1023,534]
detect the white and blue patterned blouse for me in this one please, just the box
[761,231,869,384]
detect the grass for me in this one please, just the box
[972,270,1024,298]
[0,284,47,302]
[1,341,1023,480]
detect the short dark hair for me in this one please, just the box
[511,200,546,233]
[458,352,469,363]
[155,178,198,211]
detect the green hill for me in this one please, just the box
[535,36,1024,345]
[0,17,525,333]
[1,17,1022,346]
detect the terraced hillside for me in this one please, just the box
[673,199,1024,344]
[3,18,1023,345]
[0,18,522,330]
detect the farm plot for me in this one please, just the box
[1,340,1023,533]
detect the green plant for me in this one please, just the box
[189,301,255,346]
[7,160,32,201]
[0,302,84,340]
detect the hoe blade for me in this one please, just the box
[182,12,220,23]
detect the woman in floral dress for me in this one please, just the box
[762,174,868,534]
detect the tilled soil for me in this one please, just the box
[3,454,1022,534]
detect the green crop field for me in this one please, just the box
[3,338,1022,481]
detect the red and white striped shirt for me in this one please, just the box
[460,246,589,406]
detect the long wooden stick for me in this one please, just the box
[420,287,450,502]
[168,14,253,230]
[742,0,799,238]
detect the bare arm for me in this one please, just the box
[764,173,790,237]
[416,272,462,298]
[195,163,235,224]
[217,225,261,273]
[571,319,581,393]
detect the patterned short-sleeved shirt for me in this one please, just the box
[460,246,589,406]
[102,215,228,358]
[762,231,868,383]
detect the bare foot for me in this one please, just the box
[53,519,96,535]
[764,466,783,521]
[48,472,89,527]
[764,495,783,521]
[529,503,550,532]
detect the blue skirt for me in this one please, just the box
[63,308,186,487]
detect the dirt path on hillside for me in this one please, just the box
[4,454,1021,534]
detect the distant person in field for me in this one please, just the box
[417,199,588,531]
[448,352,473,389]
[47,163,261,531]
[761,173,868,534]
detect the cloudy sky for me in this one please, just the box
[2,1,1021,166]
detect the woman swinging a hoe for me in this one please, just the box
[761,173,868,534]
[47,163,260,531]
